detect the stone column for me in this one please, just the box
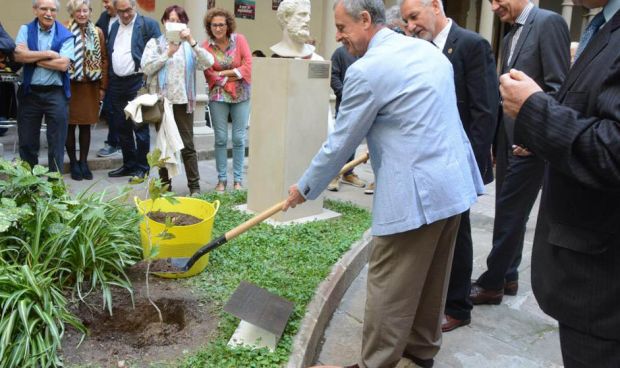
[479,0,494,44]
[320,0,337,60]
[561,0,574,31]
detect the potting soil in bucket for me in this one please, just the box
[135,197,220,278]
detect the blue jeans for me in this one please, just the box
[17,86,68,172]
[209,100,250,183]
[109,74,149,172]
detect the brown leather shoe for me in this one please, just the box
[441,314,471,332]
[403,351,434,367]
[504,280,518,296]
[469,283,503,305]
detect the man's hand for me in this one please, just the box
[499,69,542,119]
[282,184,306,212]
[512,145,533,157]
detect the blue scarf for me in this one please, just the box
[23,18,73,98]
[157,36,196,113]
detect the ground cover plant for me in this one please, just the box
[175,191,371,368]
[0,159,142,367]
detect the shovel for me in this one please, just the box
[152,152,370,275]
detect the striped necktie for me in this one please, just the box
[575,12,606,60]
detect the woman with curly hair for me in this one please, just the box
[203,8,252,192]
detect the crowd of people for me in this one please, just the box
[283,0,618,368]
[1,0,619,367]
[1,0,253,195]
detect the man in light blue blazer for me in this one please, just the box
[284,1,484,367]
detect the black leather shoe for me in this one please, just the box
[79,161,93,180]
[70,161,82,181]
[403,351,434,367]
[108,166,133,177]
[470,283,503,305]
[504,280,518,296]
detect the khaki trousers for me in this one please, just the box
[360,215,461,368]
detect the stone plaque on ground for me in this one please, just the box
[224,281,294,351]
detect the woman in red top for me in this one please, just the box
[203,8,252,192]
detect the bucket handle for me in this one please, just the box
[211,199,220,215]
[133,196,142,212]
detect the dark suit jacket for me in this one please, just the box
[330,45,357,114]
[514,9,620,340]
[500,7,570,146]
[443,22,498,184]
[95,11,115,41]
[107,14,161,76]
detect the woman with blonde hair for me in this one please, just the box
[203,8,252,192]
[66,0,107,180]
[141,5,214,195]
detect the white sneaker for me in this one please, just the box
[364,182,375,195]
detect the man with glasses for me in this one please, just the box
[13,0,74,172]
[106,0,160,180]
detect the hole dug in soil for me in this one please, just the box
[82,298,187,348]
[61,265,218,367]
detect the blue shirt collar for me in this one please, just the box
[39,21,55,34]
[603,0,620,24]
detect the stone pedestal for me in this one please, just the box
[246,58,331,222]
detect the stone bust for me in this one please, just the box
[270,0,315,58]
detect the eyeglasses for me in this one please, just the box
[116,7,134,15]
[211,23,227,29]
[37,7,58,13]
[75,8,91,14]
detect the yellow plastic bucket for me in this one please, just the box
[135,197,220,278]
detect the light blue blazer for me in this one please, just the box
[298,28,484,236]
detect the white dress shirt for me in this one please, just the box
[112,14,137,76]
[432,18,452,52]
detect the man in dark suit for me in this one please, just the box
[96,0,118,40]
[470,0,570,305]
[500,0,620,365]
[400,0,499,332]
[95,0,121,158]
[106,0,160,179]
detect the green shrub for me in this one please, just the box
[0,159,142,367]
[0,263,86,368]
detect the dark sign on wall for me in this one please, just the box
[235,0,256,20]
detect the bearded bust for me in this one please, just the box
[270,0,316,58]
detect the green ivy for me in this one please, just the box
[173,191,371,368]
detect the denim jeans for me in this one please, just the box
[209,99,250,183]
[17,86,68,172]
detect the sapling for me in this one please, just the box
[130,148,178,322]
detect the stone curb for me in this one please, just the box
[287,229,373,368]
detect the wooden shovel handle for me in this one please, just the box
[224,151,370,242]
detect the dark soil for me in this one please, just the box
[149,258,186,273]
[147,211,203,226]
[61,263,218,367]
